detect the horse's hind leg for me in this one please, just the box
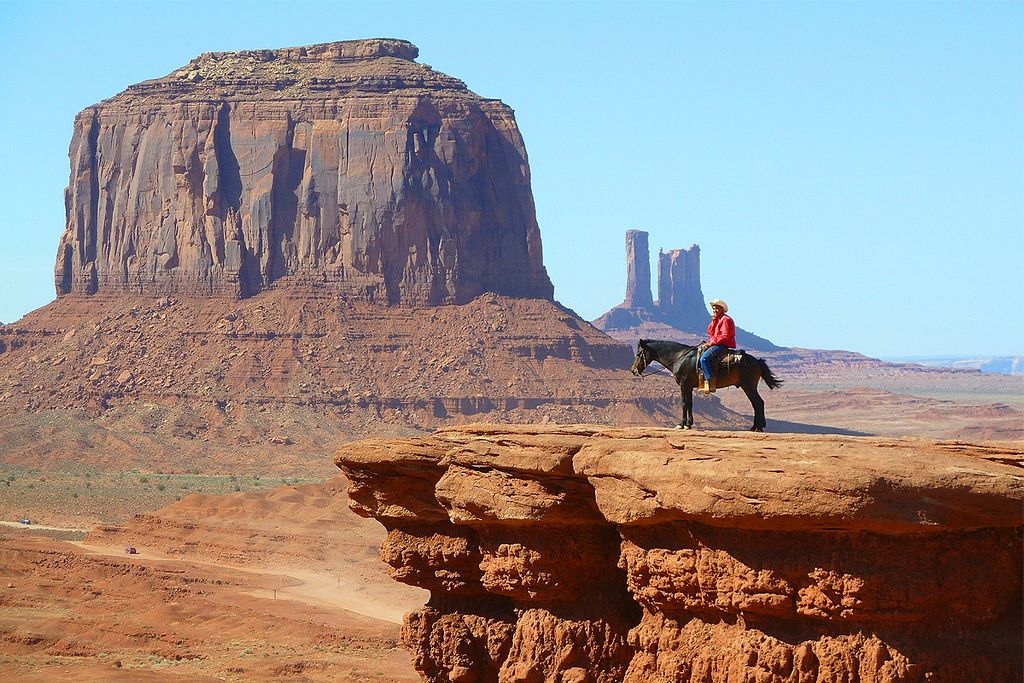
[741,382,766,431]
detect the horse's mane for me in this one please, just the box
[638,339,699,377]
[641,339,696,354]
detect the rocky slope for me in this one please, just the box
[55,39,551,305]
[336,424,1023,682]
[0,292,748,469]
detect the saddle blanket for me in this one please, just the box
[717,349,746,367]
[698,345,746,368]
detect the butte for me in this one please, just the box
[0,39,748,469]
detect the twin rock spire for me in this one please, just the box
[622,230,710,330]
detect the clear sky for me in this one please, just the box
[0,0,1020,357]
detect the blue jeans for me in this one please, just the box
[699,345,727,381]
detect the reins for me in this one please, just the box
[636,346,650,378]
[635,345,673,378]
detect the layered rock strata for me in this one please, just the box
[55,39,552,305]
[336,424,1023,682]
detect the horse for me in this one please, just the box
[630,338,783,431]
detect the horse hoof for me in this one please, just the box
[673,424,683,430]
[751,427,764,433]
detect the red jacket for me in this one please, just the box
[707,314,736,348]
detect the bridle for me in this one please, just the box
[633,345,650,377]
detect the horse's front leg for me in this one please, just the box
[677,384,694,429]
[686,384,695,428]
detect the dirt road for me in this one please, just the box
[0,520,89,532]
[70,540,414,624]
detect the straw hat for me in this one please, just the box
[709,299,728,313]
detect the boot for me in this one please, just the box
[702,379,715,394]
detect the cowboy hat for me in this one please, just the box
[709,299,728,313]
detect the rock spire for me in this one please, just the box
[613,231,709,330]
[657,244,708,329]
[623,230,653,308]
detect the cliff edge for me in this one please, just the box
[336,425,1023,682]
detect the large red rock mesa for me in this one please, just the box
[336,425,1023,682]
[55,38,552,305]
[3,39,749,433]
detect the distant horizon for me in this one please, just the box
[882,354,1024,361]
[1,1,1021,358]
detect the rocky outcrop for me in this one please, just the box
[10,40,758,440]
[55,39,552,305]
[336,424,1024,682]
[656,245,707,329]
[595,230,780,351]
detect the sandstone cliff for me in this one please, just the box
[55,39,552,305]
[336,425,1023,682]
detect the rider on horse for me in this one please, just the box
[699,299,735,394]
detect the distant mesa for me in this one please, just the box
[55,38,553,306]
[891,355,1024,376]
[594,230,782,351]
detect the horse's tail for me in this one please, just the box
[758,358,783,390]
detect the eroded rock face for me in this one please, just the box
[656,245,707,329]
[336,424,1024,682]
[55,38,552,305]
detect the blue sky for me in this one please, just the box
[0,0,1020,357]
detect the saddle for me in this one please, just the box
[696,344,746,392]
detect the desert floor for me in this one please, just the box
[0,478,426,682]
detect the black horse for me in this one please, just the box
[631,339,782,431]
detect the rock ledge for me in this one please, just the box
[336,424,1023,682]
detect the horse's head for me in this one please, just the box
[631,340,650,376]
